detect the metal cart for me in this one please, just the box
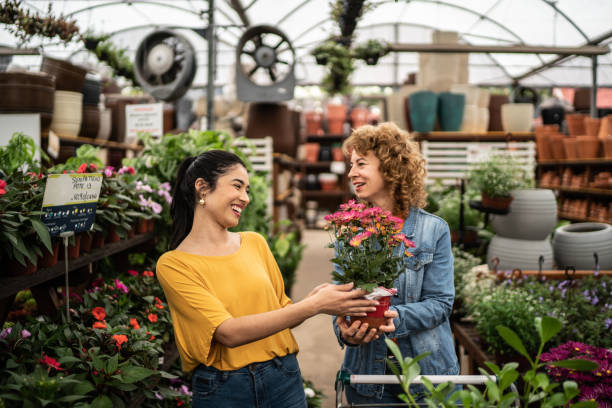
[335,370,519,407]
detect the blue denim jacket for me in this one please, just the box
[332,207,459,399]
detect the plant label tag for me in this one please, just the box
[125,103,163,144]
[41,173,103,236]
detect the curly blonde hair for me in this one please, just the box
[342,122,427,217]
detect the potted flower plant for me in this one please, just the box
[468,153,530,210]
[325,200,415,329]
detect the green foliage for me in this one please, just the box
[0,0,80,43]
[0,132,45,175]
[468,154,532,198]
[83,33,136,83]
[303,378,325,408]
[311,40,355,95]
[386,316,598,408]
[268,221,306,297]
[352,39,389,64]
[434,189,481,231]
[48,145,103,174]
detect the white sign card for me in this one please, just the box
[125,103,163,144]
[41,173,103,236]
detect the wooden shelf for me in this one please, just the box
[298,161,338,169]
[452,322,494,372]
[542,186,612,196]
[494,269,612,280]
[538,158,612,166]
[273,153,298,168]
[413,131,535,142]
[303,190,348,198]
[42,134,142,151]
[0,232,154,299]
[306,134,347,143]
[557,212,608,223]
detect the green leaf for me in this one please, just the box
[570,401,599,408]
[550,359,598,371]
[106,353,118,375]
[486,380,500,402]
[120,366,156,383]
[72,381,96,395]
[496,325,531,362]
[30,218,52,252]
[535,316,562,345]
[58,356,83,364]
[91,395,113,408]
[563,381,580,401]
[57,395,88,403]
[499,370,519,392]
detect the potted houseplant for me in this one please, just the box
[352,39,389,66]
[325,200,415,329]
[468,153,529,210]
[434,190,481,243]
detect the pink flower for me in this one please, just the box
[0,179,7,196]
[151,201,162,214]
[76,163,87,173]
[104,166,115,178]
[0,327,11,338]
[21,329,31,338]
[114,279,129,294]
[128,269,139,276]
[40,355,63,370]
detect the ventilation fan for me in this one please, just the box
[236,25,295,102]
[134,29,196,101]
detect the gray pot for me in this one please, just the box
[487,235,554,271]
[490,189,557,240]
[552,223,612,270]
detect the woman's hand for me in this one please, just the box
[336,309,398,345]
[309,282,378,316]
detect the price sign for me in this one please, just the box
[41,173,103,236]
[125,103,163,143]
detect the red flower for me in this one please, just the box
[0,179,7,195]
[89,163,97,170]
[40,355,63,370]
[142,270,154,277]
[147,313,158,323]
[176,398,185,407]
[112,334,128,350]
[93,321,107,329]
[149,335,156,341]
[128,269,139,276]
[77,163,88,173]
[92,306,106,321]
[155,297,164,309]
[129,318,140,330]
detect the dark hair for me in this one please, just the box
[170,150,246,249]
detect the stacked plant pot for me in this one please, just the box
[43,56,87,137]
[487,189,557,270]
[80,75,103,139]
[552,222,612,270]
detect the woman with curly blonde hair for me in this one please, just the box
[332,122,459,404]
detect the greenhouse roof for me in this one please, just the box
[2,0,612,89]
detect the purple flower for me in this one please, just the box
[591,296,599,305]
[549,285,555,292]
[0,327,11,338]
[179,385,192,396]
[21,329,31,338]
[159,182,171,192]
[114,279,129,294]
[154,392,163,400]
[104,166,114,178]
[606,318,612,330]
[150,201,162,214]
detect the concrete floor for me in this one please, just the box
[291,229,345,408]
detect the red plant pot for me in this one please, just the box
[136,218,148,234]
[80,232,93,253]
[92,231,105,249]
[7,258,37,276]
[147,218,155,233]
[127,227,135,239]
[38,241,60,268]
[481,193,513,210]
[106,226,121,243]
[355,295,391,330]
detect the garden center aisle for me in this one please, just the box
[291,229,344,408]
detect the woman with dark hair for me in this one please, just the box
[332,123,459,404]
[156,150,378,407]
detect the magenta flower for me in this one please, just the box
[114,279,129,294]
[21,329,31,338]
[104,166,114,178]
[0,327,12,338]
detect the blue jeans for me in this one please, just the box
[191,353,307,408]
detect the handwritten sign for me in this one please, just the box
[125,103,163,144]
[41,173,103,236]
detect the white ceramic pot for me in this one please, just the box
[97,108,111,140]
[50,120,81,137]
[460,104,478,132]
[477,107,489,132]
[477,88,490,109]
[501,103,534,132]
[450,84,479,106]
[490,189,557,240]
[487,235,554,271]
[552,223,612,269]
[51,91,83,136]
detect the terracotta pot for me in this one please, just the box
[136,218,148,234]
[354,295,391,330]
[350,107,369,129]
[38,241,60,268]
[562,138,579,160]
[304,111,323,135]
[92,232,105,249]
[332,147,344,162]
[7,258,37,276]
[127,227,135,239]
[599,114,612,140]
[573,88,591,111]
[584,117,601,137]
[147,218,156,233]
[304,143,320,163]
[59,234,81,260]
[450,229,479,244]
[576,136,600,159]
[481,193,513,210]
[603,138,612,159]
[566,113,587,136]
[80,232,93,253]
[534,125,557,161]
[548,133,566,160]
[327,104,347,135]
[41,56,87,92]
[106,225,121,243]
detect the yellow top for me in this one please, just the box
[156,231,299,372]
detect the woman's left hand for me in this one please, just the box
[336,310,398,345]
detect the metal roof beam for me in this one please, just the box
[388,43,609,55]
[227,0,250,27]
[64,1,205,19]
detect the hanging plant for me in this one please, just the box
[83,33,136,84]
[0,0,80,44]
[311,40,355,95]
[353,39,389,65]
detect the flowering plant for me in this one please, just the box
[325,200,415,292]
[541,341,612,406]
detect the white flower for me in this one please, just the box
[304,388,315,398]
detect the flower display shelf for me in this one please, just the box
[492,268,612,280]
[452,322,495,375]
[41,134,142,151]
[413,131,535,142]
[306,134,347,143]
[0,232,154,326]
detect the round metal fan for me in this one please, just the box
[134,29,196,101]
[236,25,295,102]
